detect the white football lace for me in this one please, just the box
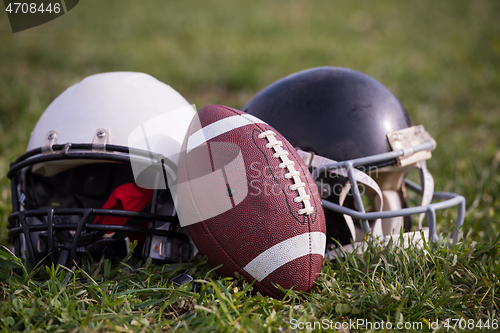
[258,130,314,215]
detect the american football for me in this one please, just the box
[175,105,326,298]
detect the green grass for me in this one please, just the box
[1,0,500,331]
[1,238,498,332]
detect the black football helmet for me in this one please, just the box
[244,67,465,257]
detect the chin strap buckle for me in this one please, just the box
[92,128,109,153]
[387,125,435,166]
[41,131,58,155]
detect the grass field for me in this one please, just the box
[1,0,499,331]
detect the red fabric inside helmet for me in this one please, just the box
[94,183,153,243]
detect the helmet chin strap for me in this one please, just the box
[418,160,434,229]
[338,181,384,243]
[370,161,434,235]
[298,148,436,258]
[297,149,385,240]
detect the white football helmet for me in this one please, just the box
[8,72,197,267]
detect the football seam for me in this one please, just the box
[217,104,309,226]
[224,104,318,291]
[235,106,319,290]
[251,128,305,225]
[256,130,315,217]
[308,217,313,290]
[182,155,282,297]
[185,105,297,298]
[240,105,319,224]
[282,138,320,224]
[218,106,318,293]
